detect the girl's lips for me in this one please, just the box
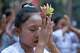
[32,39,38,46]
[33,37,39,43]
[33,40,38,43]
[33,37,39,46]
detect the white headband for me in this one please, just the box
[30,14,42,21]
[24,4,35,8]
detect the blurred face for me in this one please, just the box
[20,13,42,47]
[57,18,66,28]
[6,16,11,23]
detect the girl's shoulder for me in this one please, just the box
[1,42,22,53]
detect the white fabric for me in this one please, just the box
[1,42,25,53]
[1,42,50,53]
[52,29,78,53]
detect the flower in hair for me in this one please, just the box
[40,3,54,16]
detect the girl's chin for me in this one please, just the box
[33,43,38,47]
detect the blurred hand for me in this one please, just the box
[64,15,71,25]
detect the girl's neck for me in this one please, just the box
[21,42,34,53]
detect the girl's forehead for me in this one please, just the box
[22,14,42,27]
[29,13,42,21]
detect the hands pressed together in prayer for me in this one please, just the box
[38,16,53,45]
[35,15,59,53]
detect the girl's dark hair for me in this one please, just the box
[53,13,64,25]
[22,3,33,8]
[15,3,40,28]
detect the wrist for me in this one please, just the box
[35,43,45,53]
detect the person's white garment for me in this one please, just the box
[52,29,78,53]
[1,42,50,53]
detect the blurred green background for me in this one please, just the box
[0,0,80,28]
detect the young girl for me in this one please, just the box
[1,3,58,53]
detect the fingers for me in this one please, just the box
[42,17,46,28]
[46,16,54,39]
[64,15,69,21]
[64,15,71,25]
[42,15,54,34]
[46,16,53,29]
[38,16,54,45]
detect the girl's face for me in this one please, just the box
[20,13,42,47]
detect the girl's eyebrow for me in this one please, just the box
[29,24,42,29]
[28,23,42,27]
[29,25,38,29]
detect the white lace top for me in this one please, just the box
[1,42,50,53]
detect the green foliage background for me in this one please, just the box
[0,0,80,28]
